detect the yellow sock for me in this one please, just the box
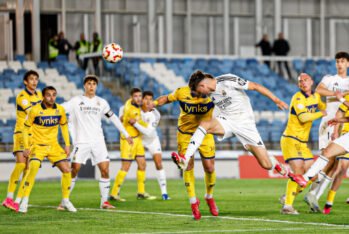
[61,172,71,199]
[137,170,146,194]
[326,190,336,205]
[110,170,127,197]
[204,171,216,197]
[16,168,30,200]
[296,180,312,195]
[183,169,196,199]
[7,163,26,196]
[23,160,40,197]
[285,179,298,206]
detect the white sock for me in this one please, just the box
[7,192,14,199]
[70,177,77,194]
[21,196,29,204]
[268,155,278,170]
[189,197,197,204]
[157,169,167,195]
[62,198,70,204]
[309,171,326,195]
[304,155,329,180]
[15,197,22,204]
[99,178,110,204]
[205,194,213,199]
[315,175,333,200]
[184,126,207,160]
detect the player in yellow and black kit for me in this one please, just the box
[12,86,76,213]
[2,70,42,211]
[154,71,216,220]
[280,73,326,215]
[110,88,156,201]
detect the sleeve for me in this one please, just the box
[320,75,332,87]
[23,108,35,149]
[290,95,307,116]
[223,74,249,90]
[59,107,68,125]
[101,99,114,118]
[317,95,326,111]
[167,88,180,102]
[119,105,125,118]
[152,109,161,128]
[61,99,73,114]
[17,95,32,114]
[134,122,154,136]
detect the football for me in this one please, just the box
[102,43,123,63]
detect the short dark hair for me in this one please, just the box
[42,86,57,96]
[188,70,214,91]
[335,51,349,61]
[83,75,99,85]
[142,91,154,98]
[130,88,142,95]
[23,70,39,81]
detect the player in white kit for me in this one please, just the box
[59,75,133,209]
[119,91,170,200]
[172,71,290,179]
[304,51,349,212]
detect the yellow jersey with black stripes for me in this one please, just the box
[283,91,326,142]
[24,102,68,146]
[167,86,214,134]
[338,94,349,134]
[14,88,42,133]
[122,99,147,138]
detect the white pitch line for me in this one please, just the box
[30,205,349,229]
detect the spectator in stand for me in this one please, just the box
[255,34,272,68]
[48,34,59,64]
[273,32,292,80]
[74,33,90,70]
[58,31,73,59]
[91,32,103,75]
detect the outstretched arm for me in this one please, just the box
[315,83,337,97]
[154,95,171,107]
[248,82,288,110]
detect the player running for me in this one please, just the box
[173,71,289,181]
[60,75,132,209]
[2,70,42,211]
[118,91,170,200]
[13,86,75,213]
[110,88,156,201]
[304,51,349,212]
[279,73,326,215]
[153,75,218,220]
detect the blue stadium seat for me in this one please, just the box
[14,55,26,63]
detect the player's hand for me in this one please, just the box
[128,118,136,125]
[64,146,70,156]
[335,91,344,101]
[276,100,288,110]
[126,136,133,145]
[23,149,30,158]
[321,110,327,117]
[328,117,349,126]
[331,131,339,141]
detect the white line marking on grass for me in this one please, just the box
[30,205,349,229]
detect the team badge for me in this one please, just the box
[22,99,29,106]
[297,104,305,109]
[222,90,227,96]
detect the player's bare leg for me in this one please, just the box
[110,160,132,202]
[97,161,115,209]
[201,158,218,216]
[56,160,77,212]
[153,153,169,200]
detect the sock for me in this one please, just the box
[22,160,41,198]
[204,171,216,199]
[326,190,336,206]
[99,178,111,204]
[70,177,77,194]
[137,170,146,195]
[184,126,207,160]
[309,171,326,195]
[21,196,29,205]
[269,156,278,170]
[285,179,298,206]
[110,170,127,197]
[315,174,332,200]
[156,169,167,195]
[7,163,26,198]
[304,155,329,180]
[15,168,30,201]
[61,172,72,199]
[296,180,312,195]
[184,169,196,204]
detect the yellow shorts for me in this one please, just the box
[120,136,145,161]
[13,132,33,154]
[281,136,313,163]
[177,131,215,159]
[30,143,68,166]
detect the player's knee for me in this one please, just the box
[100,169,109,178]
[155,163,163,170]
[204,166,215,174]
[322,148,333,158]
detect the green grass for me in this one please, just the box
[1,178,349,233]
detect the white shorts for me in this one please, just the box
[333,132,349,152]
[216,115,265,149]
[319,119,334,150]
[70,141,109,166]
[143,137,162,156]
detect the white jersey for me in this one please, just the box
[210,74,254,120]
[62,95,112,144]
[320,74,349,116]
[141,108,160,144]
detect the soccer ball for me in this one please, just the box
[102,43,123,63]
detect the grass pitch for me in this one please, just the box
[1,178,349,233]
